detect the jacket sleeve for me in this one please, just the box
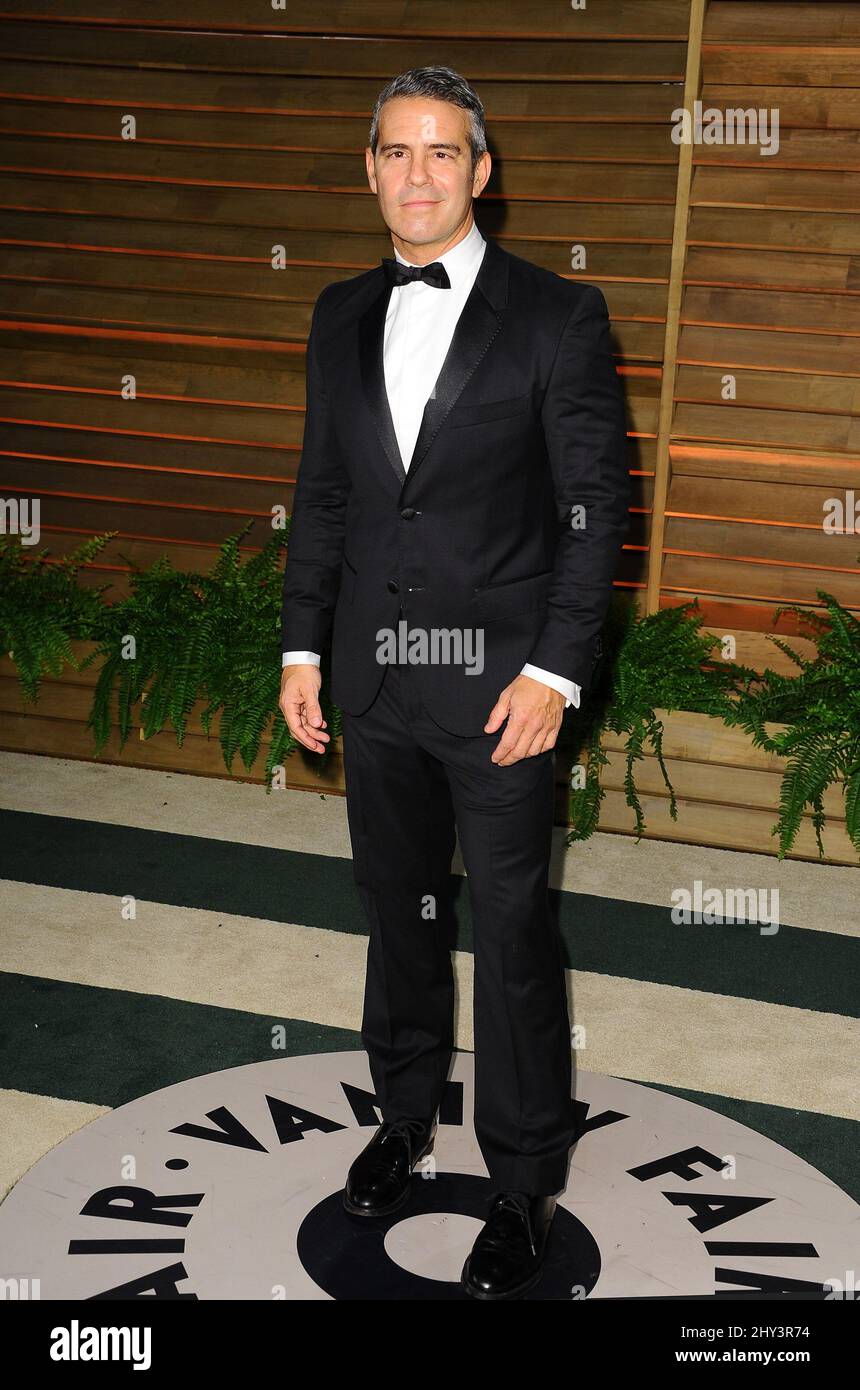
[525,284,630,690]
[280,286,351,655]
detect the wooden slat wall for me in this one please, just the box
[2,640,853,863]
[0,0,697,599]
[1,1,857,861]
[662,0,860,631]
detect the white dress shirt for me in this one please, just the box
[284,220,580,710]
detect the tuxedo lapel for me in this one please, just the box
[358,279,406,489]
[357,234,510,496]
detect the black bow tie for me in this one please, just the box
[381,257,451,290]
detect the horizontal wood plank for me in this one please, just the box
[705,3,860,45]
[0,1,693,41]
[0,26,689,81]
[598,788,855,865]
[0,61,688,121]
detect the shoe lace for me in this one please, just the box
[382,1117,430,1164]
[490,1191,536,1256]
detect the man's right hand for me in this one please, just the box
[279,663,329,753]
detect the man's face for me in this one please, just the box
[366,95,491,257]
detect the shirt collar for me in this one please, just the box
[393,219,485,289]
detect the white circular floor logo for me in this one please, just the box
[0,1052,856,1300]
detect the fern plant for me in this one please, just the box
[87,520,341,782]
[0,531,115,701]
[727,591,860,858]
[3,526,857,859]
[565,597,756,842]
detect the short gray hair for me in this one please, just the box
[368,66,487,171]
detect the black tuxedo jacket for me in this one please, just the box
[280,233,630,737]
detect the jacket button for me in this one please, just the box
[387,580,399,593]
[400,507,416,520]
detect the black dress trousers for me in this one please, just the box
[341,655,576,1196]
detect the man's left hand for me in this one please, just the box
[484,674,566,766]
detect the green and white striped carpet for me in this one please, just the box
[1,749,858,1207]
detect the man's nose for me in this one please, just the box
[406,158,433,186]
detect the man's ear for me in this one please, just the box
[473,150,492,197]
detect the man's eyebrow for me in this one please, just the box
[378,141,463,154]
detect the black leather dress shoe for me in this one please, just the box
[343,1115,437,1216]
[461,1190,557,1299]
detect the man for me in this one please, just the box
[279,66,630,1300]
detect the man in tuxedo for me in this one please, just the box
[279,65,630,1300]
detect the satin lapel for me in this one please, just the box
[357,277,407,491]
[408,262,508,492]
[357,235,510,496]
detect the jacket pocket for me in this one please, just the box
[470,569,554,622]
[446,390,533,429]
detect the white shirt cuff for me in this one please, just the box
[283,653,579,711]
[520,663,580,709]
[282,651,321,667]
